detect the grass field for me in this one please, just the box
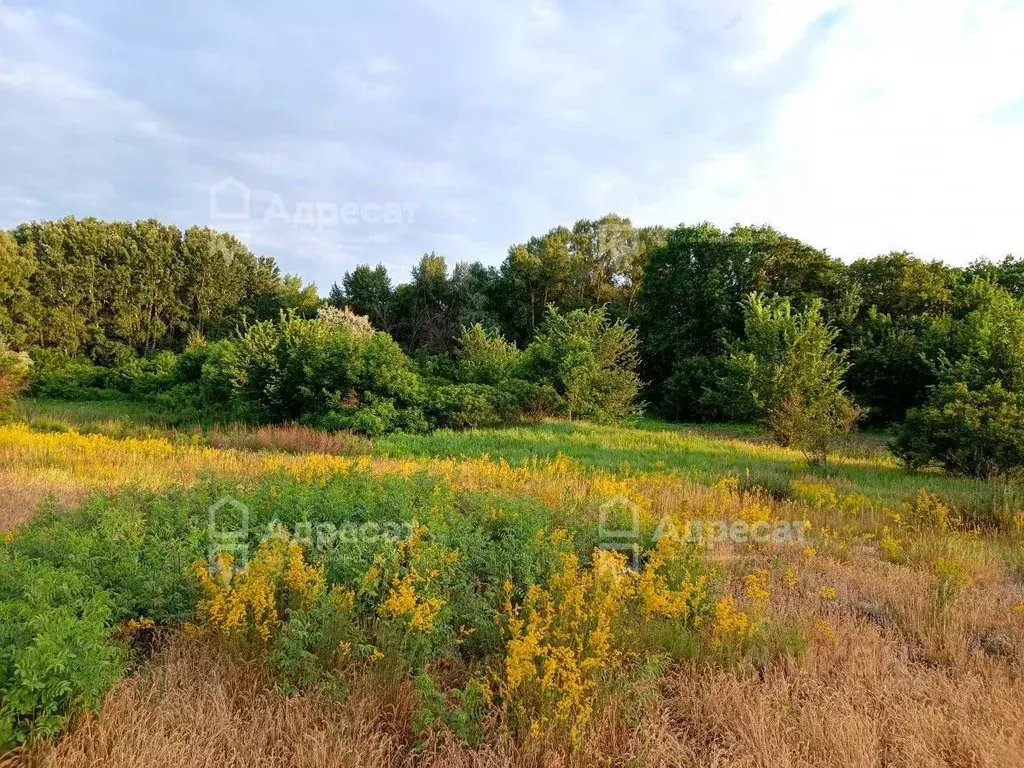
[3,399,1024,766]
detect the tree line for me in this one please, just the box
[3,214,1024,475]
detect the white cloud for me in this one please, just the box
[668,0,1024,263]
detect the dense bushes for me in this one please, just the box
[892,383,1024,478]
[9,214,1024,470]
[20,302,639,435]
[519,306,641,421]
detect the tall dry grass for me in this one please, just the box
[205,423,372,456]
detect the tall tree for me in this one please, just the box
[341,264,394,333]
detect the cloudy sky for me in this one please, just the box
[1,0,1022,287]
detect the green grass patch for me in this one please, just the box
[376,419,1016,512]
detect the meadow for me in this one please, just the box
[2,400,1024,766]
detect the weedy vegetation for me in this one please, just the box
[2,412,1024,767]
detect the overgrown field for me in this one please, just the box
[3,404,1024,766]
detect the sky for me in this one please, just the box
[1,0,1023,288]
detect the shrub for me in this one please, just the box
[27,349,110,400]
[733,294,860,462]
[892,382,1024,478]
[493,378,562,421]
[662,354,758,422]
[234,313,424,428]
[429,383,501,430]
[107,351,178,397]
[316,305,375,339]
[355,333,424,406]
[519,306,641,422]
[0,556,125,749]
[456,324,520,385]
[320,398,401,437]
[197,340,245,410]
[193,535,327,644]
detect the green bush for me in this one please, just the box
[456,324,520,385]
[892,382,1024,478]
[493,378,561,421]
[234,313,424,428]
[660,355,756,422]
[732,294,860,462]
[27,349,111,400]
[0,556,125,748]
[429,383,501,429]
[107,351,178,397]
[518,306,641,421]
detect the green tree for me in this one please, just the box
[0,232,38,347]
[341,264,394,333]
[393,254,460,353]
[968,255,1024,299]
[520,306,640,421]
[0,338,31,416]
[849,252,960,318]
[845,309,950,425]
[636,223,852,420]
[733,294,860,462]
[495,216,665,346]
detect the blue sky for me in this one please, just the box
[1,0,1023,289]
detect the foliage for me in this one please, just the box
[231,313,424,426]
[317,305,375,339]
[496,216,665,345]
[519,306,641,421]
[0,341,31,416]
[2,218,317,357]
[892,382,1024,478]
[636,224,853,420]
[845,309,948,425]
[498,539,711,748]
[193,535,327,643]
[733,294,860,462]
[0,556,125,749]
[427,384,502,429]
[456,324,521,385]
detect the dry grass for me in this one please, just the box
[13,636,411,768]
[205,423,372,456]
[0,480,84,531]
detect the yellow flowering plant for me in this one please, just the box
[193,532,326,643]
